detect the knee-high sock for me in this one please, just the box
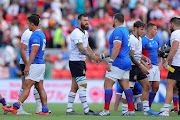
[67,92,76,112]
[124,89,134,111]
[149,92,156,108]
[0,98,6,106]
[104,89,113,111]
[33,88,42,110]
[79,91,89,113]
[173,94,179,110]
[18,88,24,110]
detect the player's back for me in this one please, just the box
[109,26,131,70]
[29,29,46,64]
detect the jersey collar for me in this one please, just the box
[33,29,41,32]
[77,27,85,34]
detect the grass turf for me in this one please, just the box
[0,103,179,120]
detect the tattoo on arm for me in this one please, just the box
[129,51,141,67]
[77,42,92,59]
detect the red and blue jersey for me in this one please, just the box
[109,26,131,70]
[142,36,160,66]
[29,29,46,64]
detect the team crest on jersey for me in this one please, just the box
[83,69,85,74]
[34,39,37,42]
[115,36,119,39]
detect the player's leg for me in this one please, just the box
[34,80,49,115]
[114,81,123,112]
[66,77,79,114]
[160,79,176,116]
[149,81,159,108]
[121,94,128,115]
[149,66,160,108]
[170,86,178,112]
[0,94,11,115]
[33,87,42,114]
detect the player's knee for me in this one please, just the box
[152,87,159,93]
[143,83,150,91]
[76,76,87,92]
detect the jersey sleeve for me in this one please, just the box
[31,34,40,46]
[171,31,180,43]
[112,29,123,43]
[129,36,135,51]
[21,31,29,45]
[71,31,83,44]
[156,38,161,49]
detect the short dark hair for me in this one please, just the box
[146,23,156,29]
[114,13,124,23]
[27,15,39,26]
[78,14,88,20]
[170,17,180,26]
[133,21,145,28]
[31,13,40,19]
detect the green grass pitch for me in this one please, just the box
[0,103,179,120]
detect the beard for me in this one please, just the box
[170,27,174,33]
[113,23,115,28]
[81,24,89,30]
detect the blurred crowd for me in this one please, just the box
[0,0,179,79]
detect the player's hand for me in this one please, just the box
[163,61,168,69]
[92,54,102,63]
[24,65,30,76]
[106,63,112,72]
[139,65,149,75]
[146,57,151,65]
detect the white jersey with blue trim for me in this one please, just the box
[19,29,32,64]
[69,28,89,61]
[170,29,180,66]
[129,34,142,65]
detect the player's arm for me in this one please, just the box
[27,45,39,66]
[87,44,94,55]
[20,43,28,65]
[141,54,151,64]
[110,41,121,60]
[165,41,179,63]
[76,42,100,62]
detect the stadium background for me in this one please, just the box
[0,0,179,103]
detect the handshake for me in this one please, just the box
[91,53,104,64]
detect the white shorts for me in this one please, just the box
[147,65,160,81]
[26,64,45,82]
[105,66,130,82]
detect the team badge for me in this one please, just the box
[115,36,119,39]
[34,39,37,42]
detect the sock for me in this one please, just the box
[122,103,128,114]
[149,92,156,108]
[42,104,49,113]
[0,98,6,106]
[13,102,21,109]
[79,91,89,113]
[137,103,142,111]
[143,100,150,111]
[104,89,113,111]
[160,103,170,112]
[124,89,134,111]
[33,88,42,111]
[67,92,76,112]
[173,94,179,110]
[18,89,24,110]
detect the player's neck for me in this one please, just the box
[174,26,180,31]
[146,34,153,39]
[115,23,123,29]
[78,26,85,33]
[133,32,139,39]
[32,26,40,32]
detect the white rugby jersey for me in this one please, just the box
[69,28,89,61]
[170,29,180,66]
[19,29,32,64]
[129,34,142,65]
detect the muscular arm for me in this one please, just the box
[26,45,40,67]
[129,50,141,67]
[110,41,122,60]
[166,41,179,62]
[20,43,28,65]
[87,44,94,55]
[76,42,92,59]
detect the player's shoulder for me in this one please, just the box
[22,29,32,36]
[153,37,159,41]
[171,29,180,37]
[70,28,84,37]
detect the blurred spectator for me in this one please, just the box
[9,60,21,78]
[7,1,19,15]
[19,0,28,13]
[44,56,53,79]
[76,0,85,13]
[133,1,146,22]
[150,2,163,20]
[126,14,139,32]
[110,0,122,13]
[164,5,176,24]
[36,0,45,13]
[54,47,69,70]
[53,23,65,48]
